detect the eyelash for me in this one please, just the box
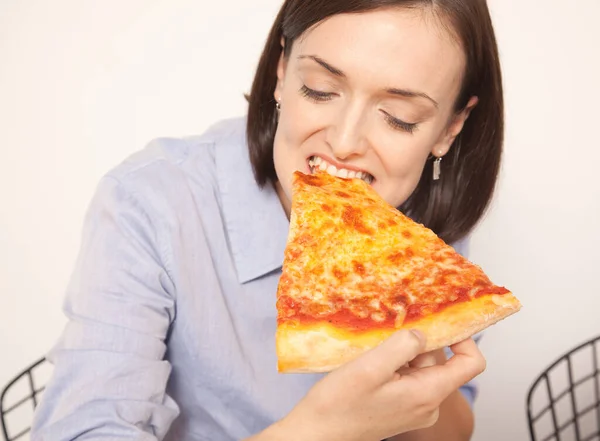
[382,111,419,134]
[299,85,334,102]
[299,85,419,134]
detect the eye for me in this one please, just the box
[381,110,418,134]
[299,85,335,102]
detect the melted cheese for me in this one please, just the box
[277,171,509,329]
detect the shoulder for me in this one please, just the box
[107,116,246,183]
[77,116,249,251]
[452,236,470,258]
[97,116,247,208]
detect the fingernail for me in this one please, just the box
[410,329,425,342]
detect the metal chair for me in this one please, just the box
[1,358,48,441]
[527,335,600,441]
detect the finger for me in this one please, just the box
[449,337,481,356]
[410,348,447,369]
[360,329,426,377]
[397,349,442,380]
[393,365,417,380]
[409,352,437,369]
[402,338,485,399]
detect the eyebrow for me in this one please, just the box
[297,54,439,108]
[298,55,345,77]
[386,88,439,108]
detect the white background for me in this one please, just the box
[1,1,599,440]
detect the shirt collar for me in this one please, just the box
[214,117,290,284]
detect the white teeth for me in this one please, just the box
[308,156,373,184]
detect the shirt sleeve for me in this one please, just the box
[31,176,180,441]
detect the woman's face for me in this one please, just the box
[272,7,477,213]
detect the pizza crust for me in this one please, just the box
[276,292,521,373]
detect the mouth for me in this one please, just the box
[307,155,374,185]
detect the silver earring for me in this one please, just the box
[433,157,442,180]
[275,101,281,111]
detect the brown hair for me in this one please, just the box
[246,0,504,245]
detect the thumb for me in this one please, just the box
[356,329,426,379]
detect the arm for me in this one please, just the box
[251,393,473,441]
[31,176,179,440]
[387,390,474,441]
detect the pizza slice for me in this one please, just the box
[275,170,521,373]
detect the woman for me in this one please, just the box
[31,0,504,440]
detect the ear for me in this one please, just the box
[274,37,288,103]
[432,96,479,157]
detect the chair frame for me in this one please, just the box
[0,358,47,441]
[526,335,600,441]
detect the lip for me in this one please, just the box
[307,154,371,175]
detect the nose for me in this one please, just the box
[326,102,370,160]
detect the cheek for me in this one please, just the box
[273,98,325,178]
[383,171,425,208]
[272,121,313,201]
[272,130,293,199]
[279,96,325,144]
[376,143,431,207]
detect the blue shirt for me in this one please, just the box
[31,116,478,441]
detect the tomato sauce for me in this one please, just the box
[277,285,510,331]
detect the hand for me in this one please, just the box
[398,346,448,374]
[275,331,485,441]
